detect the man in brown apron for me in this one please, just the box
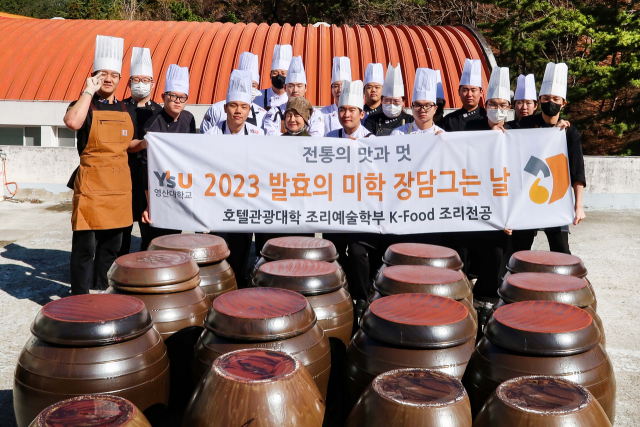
[63,35,133,295]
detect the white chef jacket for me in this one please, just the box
[326,125,375,138]
[320,103,343,135]
[200,101,267,133]
[390,122,445,135]
[204,120,265,135]
[253,87,288,112]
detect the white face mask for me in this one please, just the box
[251,87,261,102]
[382,103,403,118]
[130,82,152,99]
[487,108,509,124]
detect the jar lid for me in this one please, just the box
[383,243,463,271]
[148,233,230,264]
[260,236,339,261]
[486,301,601,355]
[214,348,300,383]
[108,251,199,287]
[499,273,595,308]
[205,288,316,341]
[32,395,142,427]
[109,275,201,294]
[497,376,592,415]
[253,259,344,295]
[375,265,471,300]
[507,250,587,278]
[31,294,153,346]
[361,293,475,349]
[373,369,467,408]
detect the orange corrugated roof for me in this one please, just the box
[0,12,35,19]
[0,19,495,108]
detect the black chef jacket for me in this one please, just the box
[364,110,414,136]
[464,118,514,131]
[440,107,487,132]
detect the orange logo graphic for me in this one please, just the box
[524,154,570,204]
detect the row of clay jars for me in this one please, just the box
[462,300,616,424]
[14,294,169,427]
[346,293,477,407]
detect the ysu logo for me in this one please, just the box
[153,171,192,189]
[524,154,570,205]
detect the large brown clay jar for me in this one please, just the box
[14,294,169,427]
[472,376,613,427]
[462,300,615,423]
[346,369,472,427]
[28,395,152,427]
[148,234,237,301]
[184,348,325,427]
[192,287,332,398]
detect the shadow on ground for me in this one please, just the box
[0,389,16,427]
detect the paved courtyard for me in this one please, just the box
[0,201,638,426]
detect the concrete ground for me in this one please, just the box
[0,201,638,426]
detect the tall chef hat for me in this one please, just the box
[94,35,124,74]
[331,56,352,84]
[459,58,482,87]
[486,66,511,102]
[412,68,437,104]
[164,64,189,95]
[540,62,568,99]
[338,80,364,110]
[382,63,404,98]
[364,63,385,86]
[435,70,445,100]
[226,69,252,105]
[130,47,153,78]
[271,44,293,71]
[514,74,537,101]
[285,56,307,85]
[239,52,260,85]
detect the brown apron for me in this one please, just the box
[72,102,134,231]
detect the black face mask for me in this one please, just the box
[541,101,562,117]
[271,74,286,90]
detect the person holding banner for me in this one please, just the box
[64,35,133,295]
[468,66,514,132]
[440,58,487,132]
[391,68,444,135]
[322,56,353,134]
[506,74,538,129]
[363,63,385,118]
[253,44,291,111]
[364,63,414,136]
[326,80,374,139]
[263,56,325,136]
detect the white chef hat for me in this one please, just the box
[331,56,352,84]
[364,63,384,86]
[412,68,437,104]
[435,70,445,100]
[514,74,537,101]
[285,55,306,85]
[271,44,293,71]
[94,35,124,74]
[226,69,252,105]
[338,79,364,110]
[239,52,260,85]
[164,64,189,95]
[540,62,568,99]
[130,47,153,78]
[460,58,482,87]
[486,66,511,102]
[382,63,404,98]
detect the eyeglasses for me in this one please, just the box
[165,93,188,103]
[486,102,510,110]
[412,103,436,112]
[130,77,153,84]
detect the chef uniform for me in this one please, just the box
[440,59,487,132]
[505,74,537,130]
[364,63,414,136]
[363,63,385,118]
[263,56,325,136]
[322,56,352,135]
[200,52,267,133]
[253,44,291,111]
[69,35,134,295]
[120,47,162,256]
[391,69,445,136]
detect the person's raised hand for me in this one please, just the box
[555,119,571,130]
[85,72,105,96]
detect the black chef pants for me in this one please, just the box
[226,232,253,289]
[138,223,181,252]
[466,231,508,301]
[118,223,135,257]
[511,227,570,255]
[70,228,124,295]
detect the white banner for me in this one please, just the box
[146,128,574,234]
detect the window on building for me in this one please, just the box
[58,128,76,147]
[0,127,23,146]
[24,127,41,146]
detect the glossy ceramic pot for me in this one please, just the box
[108,251,199,287]
[382,243,464,270]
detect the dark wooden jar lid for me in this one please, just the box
[497,376,592,414]
[31,294,153,346]
[31,394,143,427]
[148,233,230,264]
[205,288,317,341]
[375,265,471,300]
[109,275,201,294]
[361,294,475,349]
[486,301,601,356]
[373,368,467,407]
[499,273,595,308]
[253,259,344,295]
[108,251,199,287]
[507,250,588,278]
[260,236,339,261]
[383,243,463,271]
[214,348,299,383]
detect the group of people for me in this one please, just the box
[64,35,586,317]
